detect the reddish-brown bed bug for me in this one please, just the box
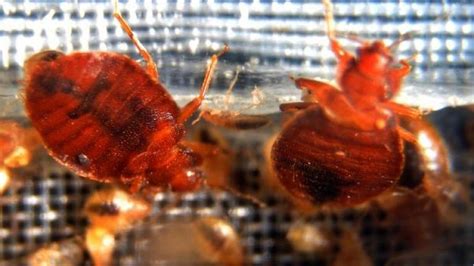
[23,1,229,192]
[271,0,424,207]
[399,117,468,223]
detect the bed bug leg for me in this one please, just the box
[113,0,159,82]
[294,78,381,131]
[128,175,147,194]
[191,67,239,125]
[178,45,230,124]
[195,69,271,130]
[279,102,317,113]
[180,141,222,157]
[386,59,413,98]
[381,102,422,120]
[322,0,352,61]
[397,126,418,145]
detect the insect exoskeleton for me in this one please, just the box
[23,0,228,193]
[271,0,424,206]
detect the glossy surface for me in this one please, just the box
[24,51,190,189]
[84,187,151,233]
[402,118,468,221]
[25,52,206,191]
[22,1,227,192]
[272,107,403,206]
[270,0,419,206]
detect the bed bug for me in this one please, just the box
[271,0,423,206]
[136,217,244,265]
[23,1,228,192]
[286,221,334,255]
[7,237,85,266]
[197,70,270,130]
[0,120,40,194]
[84,186,151,266]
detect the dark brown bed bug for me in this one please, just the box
[272,106,403,206]
[23,1,228,192]
[271,0,423,207]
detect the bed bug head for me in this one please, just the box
[24,50,64,76]
[356,40,394,78]
[356,32,415,80]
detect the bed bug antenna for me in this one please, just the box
[199,44,230,102]
[321,0,335,39]
[332,32,367,45]
[177,44,229,124]
[389,31,416,51]
[113,0,159,82]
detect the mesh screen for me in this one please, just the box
[0,1,473,265]
[0,1,473,112]
[1,110,473,265]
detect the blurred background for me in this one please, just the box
[1,0,473,115]
[0,1,473,265]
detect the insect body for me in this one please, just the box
[0,120,40,194]
[271,0,420,206]
[136,217,244,265]
[272,107,403,205]
[23,2,228,192]
[84,187,151,266]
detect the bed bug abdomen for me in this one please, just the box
[271,107,404,206]
[24,51,181,184]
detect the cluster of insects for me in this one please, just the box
[0,0,468,264]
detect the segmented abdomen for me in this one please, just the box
[271,106,404,206]
[25,52,181,182]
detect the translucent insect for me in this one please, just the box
[197,70,270,130]
[2,238,85,266]
[135,217,244,265]
[83,186,151,266]
[0,120,40,194]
